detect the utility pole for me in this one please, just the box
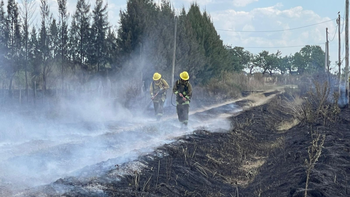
[325,41,327,72]
[346,0,349,106]
[337,13,341,78]
[325,28,329,72]
[171,16,177,89]
[140,42,144,94]
[337,13,342,99]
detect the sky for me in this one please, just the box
[174,0,345,72]
[17,0,347,72]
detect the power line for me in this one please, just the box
[242,42,325,49]
[330,16,345,42]
[217,18,336,33]
[329,24,338,42]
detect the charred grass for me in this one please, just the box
[55,91,289,196]
[57,81,350,197]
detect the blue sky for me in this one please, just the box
[181,0,345,72]
[19,0,348,72]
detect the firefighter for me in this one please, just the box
[173,71,192,128]
[150,72,169,120]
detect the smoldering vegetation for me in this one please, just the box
[0,65,241,196]
[14,73,349,197]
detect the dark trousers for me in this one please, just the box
[176,104,189,125]
[153,100,164,119]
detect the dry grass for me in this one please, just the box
[300,80,340,125]
[276,119,300,131]
[304,131,326,197]
[291,79,338,197]
[196,72,271,101]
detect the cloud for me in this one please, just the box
[211,4,336,61]
[232,0,258,7]
[180,0,213,5]
[172,0,215,12]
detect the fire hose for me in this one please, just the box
[143,89,161,112]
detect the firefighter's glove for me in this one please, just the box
[151,96,155,100]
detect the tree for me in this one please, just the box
[28,27,40,98]
[136,0,176,86]
[145,0,174,75]
[90,0,109,72]
[39,0,52,93]
[246,53,255,75]
[0,0,7,50]
[0,0,8,77]
[117,0,156,63]
[279,55,294,75]
[252,51,268,74]
[293,52,307,74]
[308,46,325,72]
[253,50,281,75]
[105,28,118,70]
[28,27,41,84]
[57,0,69,91]
[49,18,59,87]
[116,0,159,93]
[185,4,230,83]
[293,45,325,74]
[226,46,250,72]
[20,0,36,101]
[175,7,205,85]
[6,0,22,97]
[265,50,281,75]
[70,0,91,83]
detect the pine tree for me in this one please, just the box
[117,0,156,61]
[116,0,159,92]
[20,0,36,101]
[105,28,118,71]
[6,0,22,97]
[0,0,8,74]
[29,27,40,78]
[68,19,77,72]
[49,18,59,83]
[57,0,69,91]
[0,0,7,50]
[70,0,91,78]
[175,7,206,85]
[90,0,109,72]
[144,0,175,81]
[185,4,230,83]
[39,0,52,93]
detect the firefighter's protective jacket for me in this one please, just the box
[173,79,192,105]
[150,78,169,102]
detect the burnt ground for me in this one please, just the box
[24,90,350,197]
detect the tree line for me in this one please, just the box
[0,0,326,101]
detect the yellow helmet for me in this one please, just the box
[153,72,161,81]
[180,71,189,80]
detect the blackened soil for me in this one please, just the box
[46,93,350,197]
